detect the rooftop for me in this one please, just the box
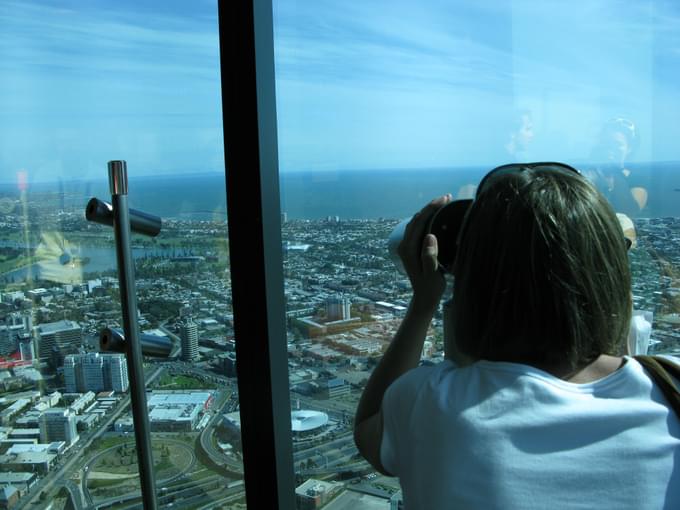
[291,410,329,432]
[37,319,80,334]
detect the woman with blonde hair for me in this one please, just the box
[355,162,679,509]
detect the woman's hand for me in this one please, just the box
[355,196,451,471]
[397,194,452,313]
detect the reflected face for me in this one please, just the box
[515,114,534,148]
[608,132,630,165]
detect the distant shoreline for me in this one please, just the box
[0,162,678,220]
[0,160,678,187]
[0,257,44,277]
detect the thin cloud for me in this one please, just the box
[274,1,516,94]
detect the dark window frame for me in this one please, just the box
[219,0,296,508]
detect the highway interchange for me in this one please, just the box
[14,331,371,509]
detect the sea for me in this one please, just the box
[0,162,679,221]
[0,162,678,284]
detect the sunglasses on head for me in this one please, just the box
[476,161,581,193]
[428,162,631,273]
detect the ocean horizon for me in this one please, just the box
[1,162,678,221]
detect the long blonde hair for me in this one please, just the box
[452,166,632,371]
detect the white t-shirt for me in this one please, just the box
[381,356,680,509]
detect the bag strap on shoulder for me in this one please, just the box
[634,355,680,418]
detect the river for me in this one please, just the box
[1,244,178,284]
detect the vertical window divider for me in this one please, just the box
[218,0,296,508]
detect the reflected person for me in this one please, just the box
[586,117,648,216]
[504,109,535,162]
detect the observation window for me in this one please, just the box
[272,0,680,506]
[0,1,244,508]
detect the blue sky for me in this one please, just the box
[1,0,679,182]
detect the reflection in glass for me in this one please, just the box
[0,1,245,508]
[274,0,680,507]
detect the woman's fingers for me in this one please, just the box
[407,195,451,231]
[398,194,451,270]
[421,234,439,274]
[396,196,451,310]
[427,193,453,209]
[405,194,451,234]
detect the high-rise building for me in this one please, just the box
[63,352,129,393]
[320,378,350,399]
[0,291,25,304]
[81,353,105,392]
[0,326,18,356]
[39,408,79,446]
[106,354,129,392]
[87,279,102,294]
[179,304,193,319]
[222,352,237,377]
[0,313,32,357]
[325,296,351,322]
[18,335,35,361]
[35,320,82,360]
[49,346,65,371]
[4,311,31,329]
[180,319,199,361]
[63,356,78,393]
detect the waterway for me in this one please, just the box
[1,244,177,284]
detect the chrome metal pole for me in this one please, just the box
[108,160,158,509]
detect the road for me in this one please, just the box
[94,475,245,510]
[292,431,368,474]
[198,390,244,474]
[159,322,181,357]
[84,438,197,509]
[63,480,83,510]
[13,341,362,509]
[15,364,165,510]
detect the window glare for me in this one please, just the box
[1,1,243,508]
[1,0,679,508]
[273,0,680,172]
[273,0,680,507]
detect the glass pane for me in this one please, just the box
[273,0,680,507]
[0,2,245,508]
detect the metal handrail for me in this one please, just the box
[85,160,161,509]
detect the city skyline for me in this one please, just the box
[0,183,679,508]
[1,2,680,507]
